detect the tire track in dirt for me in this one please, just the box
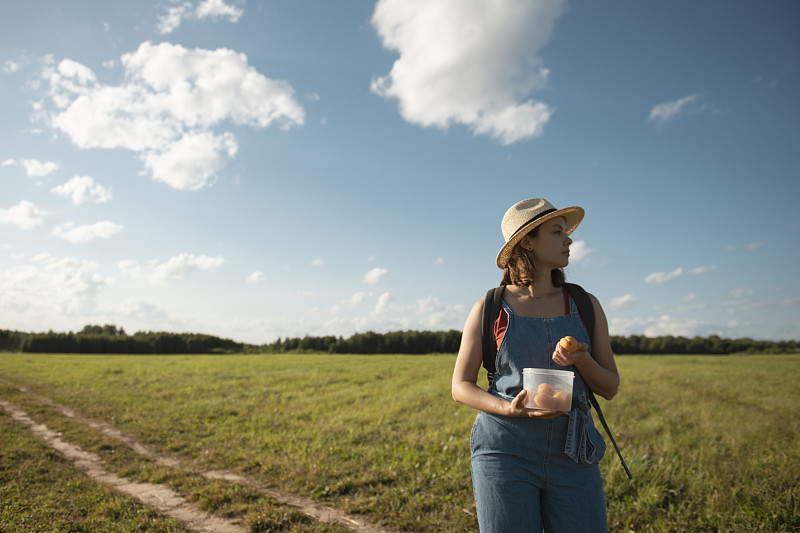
[0,396,247,533]
[0,380,398,533]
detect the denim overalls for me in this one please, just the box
[470,294,608,532]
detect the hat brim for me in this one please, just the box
[496,206,585,269]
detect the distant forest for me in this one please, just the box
[1,325,798,355]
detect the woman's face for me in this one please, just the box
[523,217,573,269]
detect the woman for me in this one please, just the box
[452,198,620,532]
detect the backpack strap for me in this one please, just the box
[563,283,595,344]
[480,283,632,479]
[481,286,506,386]
[564,282,632,479]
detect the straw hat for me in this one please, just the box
[496,198,584,269]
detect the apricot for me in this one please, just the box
[559,336,579,354]
[537,382,556,395]
[534,392,558,410]
[553,390,571,411]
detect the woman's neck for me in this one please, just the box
[522,275,558,299]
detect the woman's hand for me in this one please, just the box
[506,390,564,419]
[552,341,590,369]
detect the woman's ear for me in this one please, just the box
[519,235,534,251]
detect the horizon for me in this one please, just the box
[2,1,799,344]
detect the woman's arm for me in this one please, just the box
[552,293,620,400]
[452,299,558,418]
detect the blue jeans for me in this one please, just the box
[471,412,607,532]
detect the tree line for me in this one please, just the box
[1,325,798,355]
[0,325,243,354]
[267,330,464,354]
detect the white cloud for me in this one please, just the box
[747,241,767,250]
[569,240,593,263]
[363,267,388,284]
[644,265,714,284]
[680,293,707,310]
[721,290,798,315]
[688,265,716,275]
[3,157,60,177]
[370,0,565,145]
[311,258,324,267]
[416,295,469,329]
[350,292,366,305]
[52,221,123,243]
[51,175,112,204]
[43,41,304,190]
[0,200,45,229]
[373,292,392,315]
[195,0,243,20]
[3,60,21,73]
[118,253,225,284]
[648,94,702,129]
[729,288,754,299]
[610,315,712,338]
[434,257,445,266]
[329,291,368,314]
[158,0,244,34]
[0,254,111,320]
[142,130,237,190]
[608,294,638,311]
[645,267,683,284]
[245,271,264,283]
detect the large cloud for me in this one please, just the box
[44,41,305,190]
[371,0,565,144]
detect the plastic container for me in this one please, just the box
[522,368,574,412]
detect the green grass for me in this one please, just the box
[1,352,799,532]
[0,404,193,533]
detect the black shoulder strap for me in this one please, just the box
[564,282,633,479]
[480,282,632,479]
[481,286,506,384]
[563,283,595,345]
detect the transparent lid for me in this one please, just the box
[522,368,574,380]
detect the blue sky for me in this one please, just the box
[1,0,798,344]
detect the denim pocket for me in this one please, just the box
[470,414,480,453]
[564,394,607,464]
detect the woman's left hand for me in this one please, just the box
[552,341,590,368]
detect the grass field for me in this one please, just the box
[1,352,798,532]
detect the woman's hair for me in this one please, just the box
[500,226,566,287]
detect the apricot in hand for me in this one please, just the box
[559,336,579,354]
